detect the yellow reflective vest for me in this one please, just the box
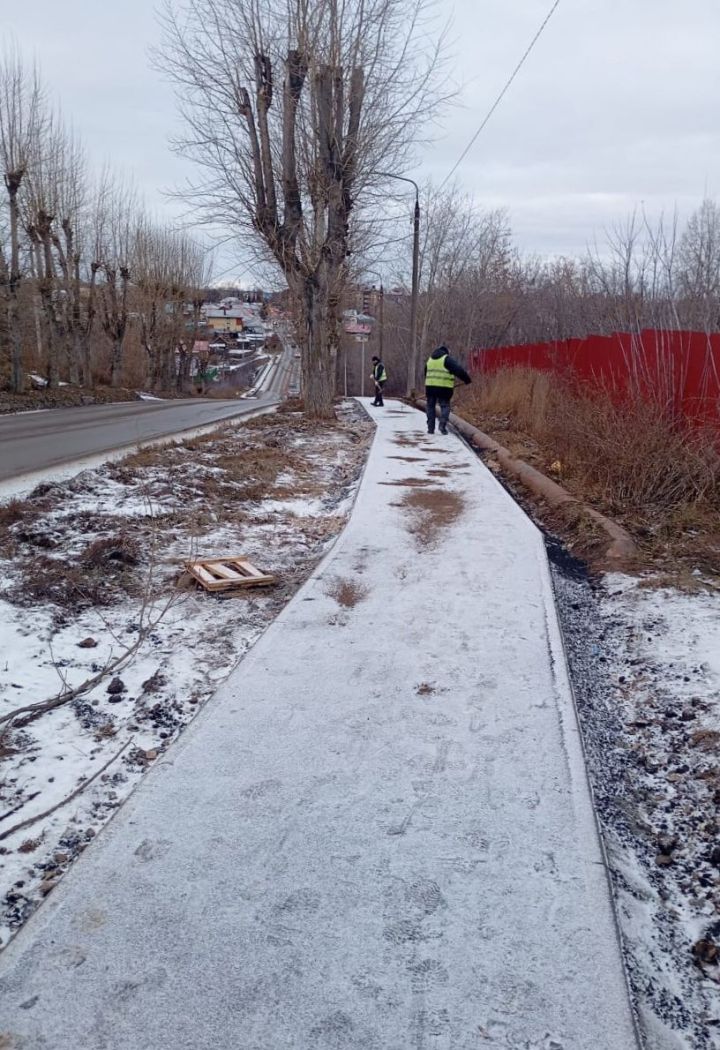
[425,354,454,389]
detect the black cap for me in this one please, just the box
[371,355,380,362]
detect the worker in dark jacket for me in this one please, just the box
[425,345,471,434]
[370,356,387,406]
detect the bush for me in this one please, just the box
[457,368,720,572]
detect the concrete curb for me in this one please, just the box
[416,397,638,567]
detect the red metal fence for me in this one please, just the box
[469,330,720,428]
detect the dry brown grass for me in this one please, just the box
[395,487,466,549]
[456,368,720,577]
[326,578,369,608]
[18,837,42,853]
[81,535,141,568]
[0,499,32,527]
[0,499,39,557]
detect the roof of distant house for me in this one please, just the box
[204,307,249,319]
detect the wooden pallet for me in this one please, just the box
[185,556,276,593]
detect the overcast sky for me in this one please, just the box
[5,0,720,280]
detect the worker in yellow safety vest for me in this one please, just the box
[425,345,471,434]
[370,355,388,406]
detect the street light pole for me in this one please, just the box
[362,269,385,365]
[409,195,420,396]
[379,282,385,359]
[369,171,420,396]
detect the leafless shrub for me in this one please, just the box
[459,368,720,573]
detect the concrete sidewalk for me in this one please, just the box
[0,400,638,1050]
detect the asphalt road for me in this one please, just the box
[0,337,303,484]
[0,395,279,483]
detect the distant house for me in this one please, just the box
[203,307,248,333]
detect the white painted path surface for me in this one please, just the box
[0,401,638,1049]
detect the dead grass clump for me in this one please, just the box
[457,368,720,576]
[379,477,434,487]
[81,534,141,568]
[327,578,369,608]
[121,446,166,470]
[18,837,42,853]
[214,446,288,482]
[182,431,223,452]
[278,396,305,413]
[0,499,34,528]
[690,730,720,752]
[14,556,113,608]
[94,723,118,741]
[397,488,466,548]
[0,499,44,556]
[12,532,145,609]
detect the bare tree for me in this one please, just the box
[135,218,209,390]
[156,0,446,417]
[95,176,137,387]
[678,198,720,331]
[0,48,44,392]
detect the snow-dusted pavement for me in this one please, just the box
[0,400,638,1049]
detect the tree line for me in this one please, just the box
[0,49,210,395]
[377,187,720,386]
[5,2,717,410]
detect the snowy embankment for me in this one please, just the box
[554,566,720,1050]
[0,402,372,948]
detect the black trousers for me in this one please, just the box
[372,381,385,406]
[426,389,452,431]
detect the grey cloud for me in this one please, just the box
[6,0,720,262]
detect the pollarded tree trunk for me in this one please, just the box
[298,270,337,418]
[110,337,125,387]
[7,183,25,393]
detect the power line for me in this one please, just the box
[440,0,562,189]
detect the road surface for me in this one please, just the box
[0,343,300,484]
[0,401,639,1049]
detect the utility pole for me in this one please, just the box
[408,194,420,396]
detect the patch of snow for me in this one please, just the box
[553,566,720,1049]
[0,404,373,949]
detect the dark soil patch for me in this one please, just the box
[0,385,140,415]
[379,478,433,487]
[388,455,424,463]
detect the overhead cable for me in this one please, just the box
[440,0,562,188]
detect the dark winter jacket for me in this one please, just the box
[424,346,472,395]
[372,360,387,383]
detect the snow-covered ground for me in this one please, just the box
[0,402,372,948]
[553,564,720,1049]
